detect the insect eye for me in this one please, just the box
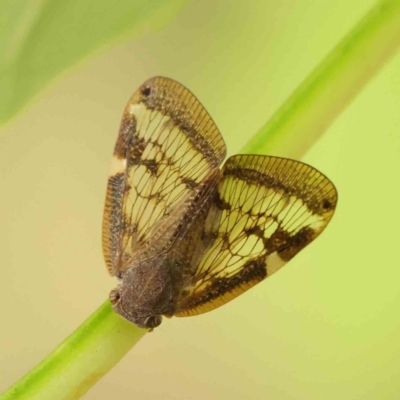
[142,86,151,96]
[109,288,120,305]
[145,315,162,329]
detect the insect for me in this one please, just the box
[102,77,337,330]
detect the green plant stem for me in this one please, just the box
[2,1,400,399]
[242,0,400,159]
[0,302,146,400]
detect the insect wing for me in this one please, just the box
[102,77,227,276]
[175,154,337,316]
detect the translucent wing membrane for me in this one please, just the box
[175,154,337,317]
[102,77,227,276]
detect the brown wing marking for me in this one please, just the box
[102,77,227,276]
[175,154,338,316]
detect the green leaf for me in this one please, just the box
[0,0,186,124]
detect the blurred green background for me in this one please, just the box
[1,1,400,399]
